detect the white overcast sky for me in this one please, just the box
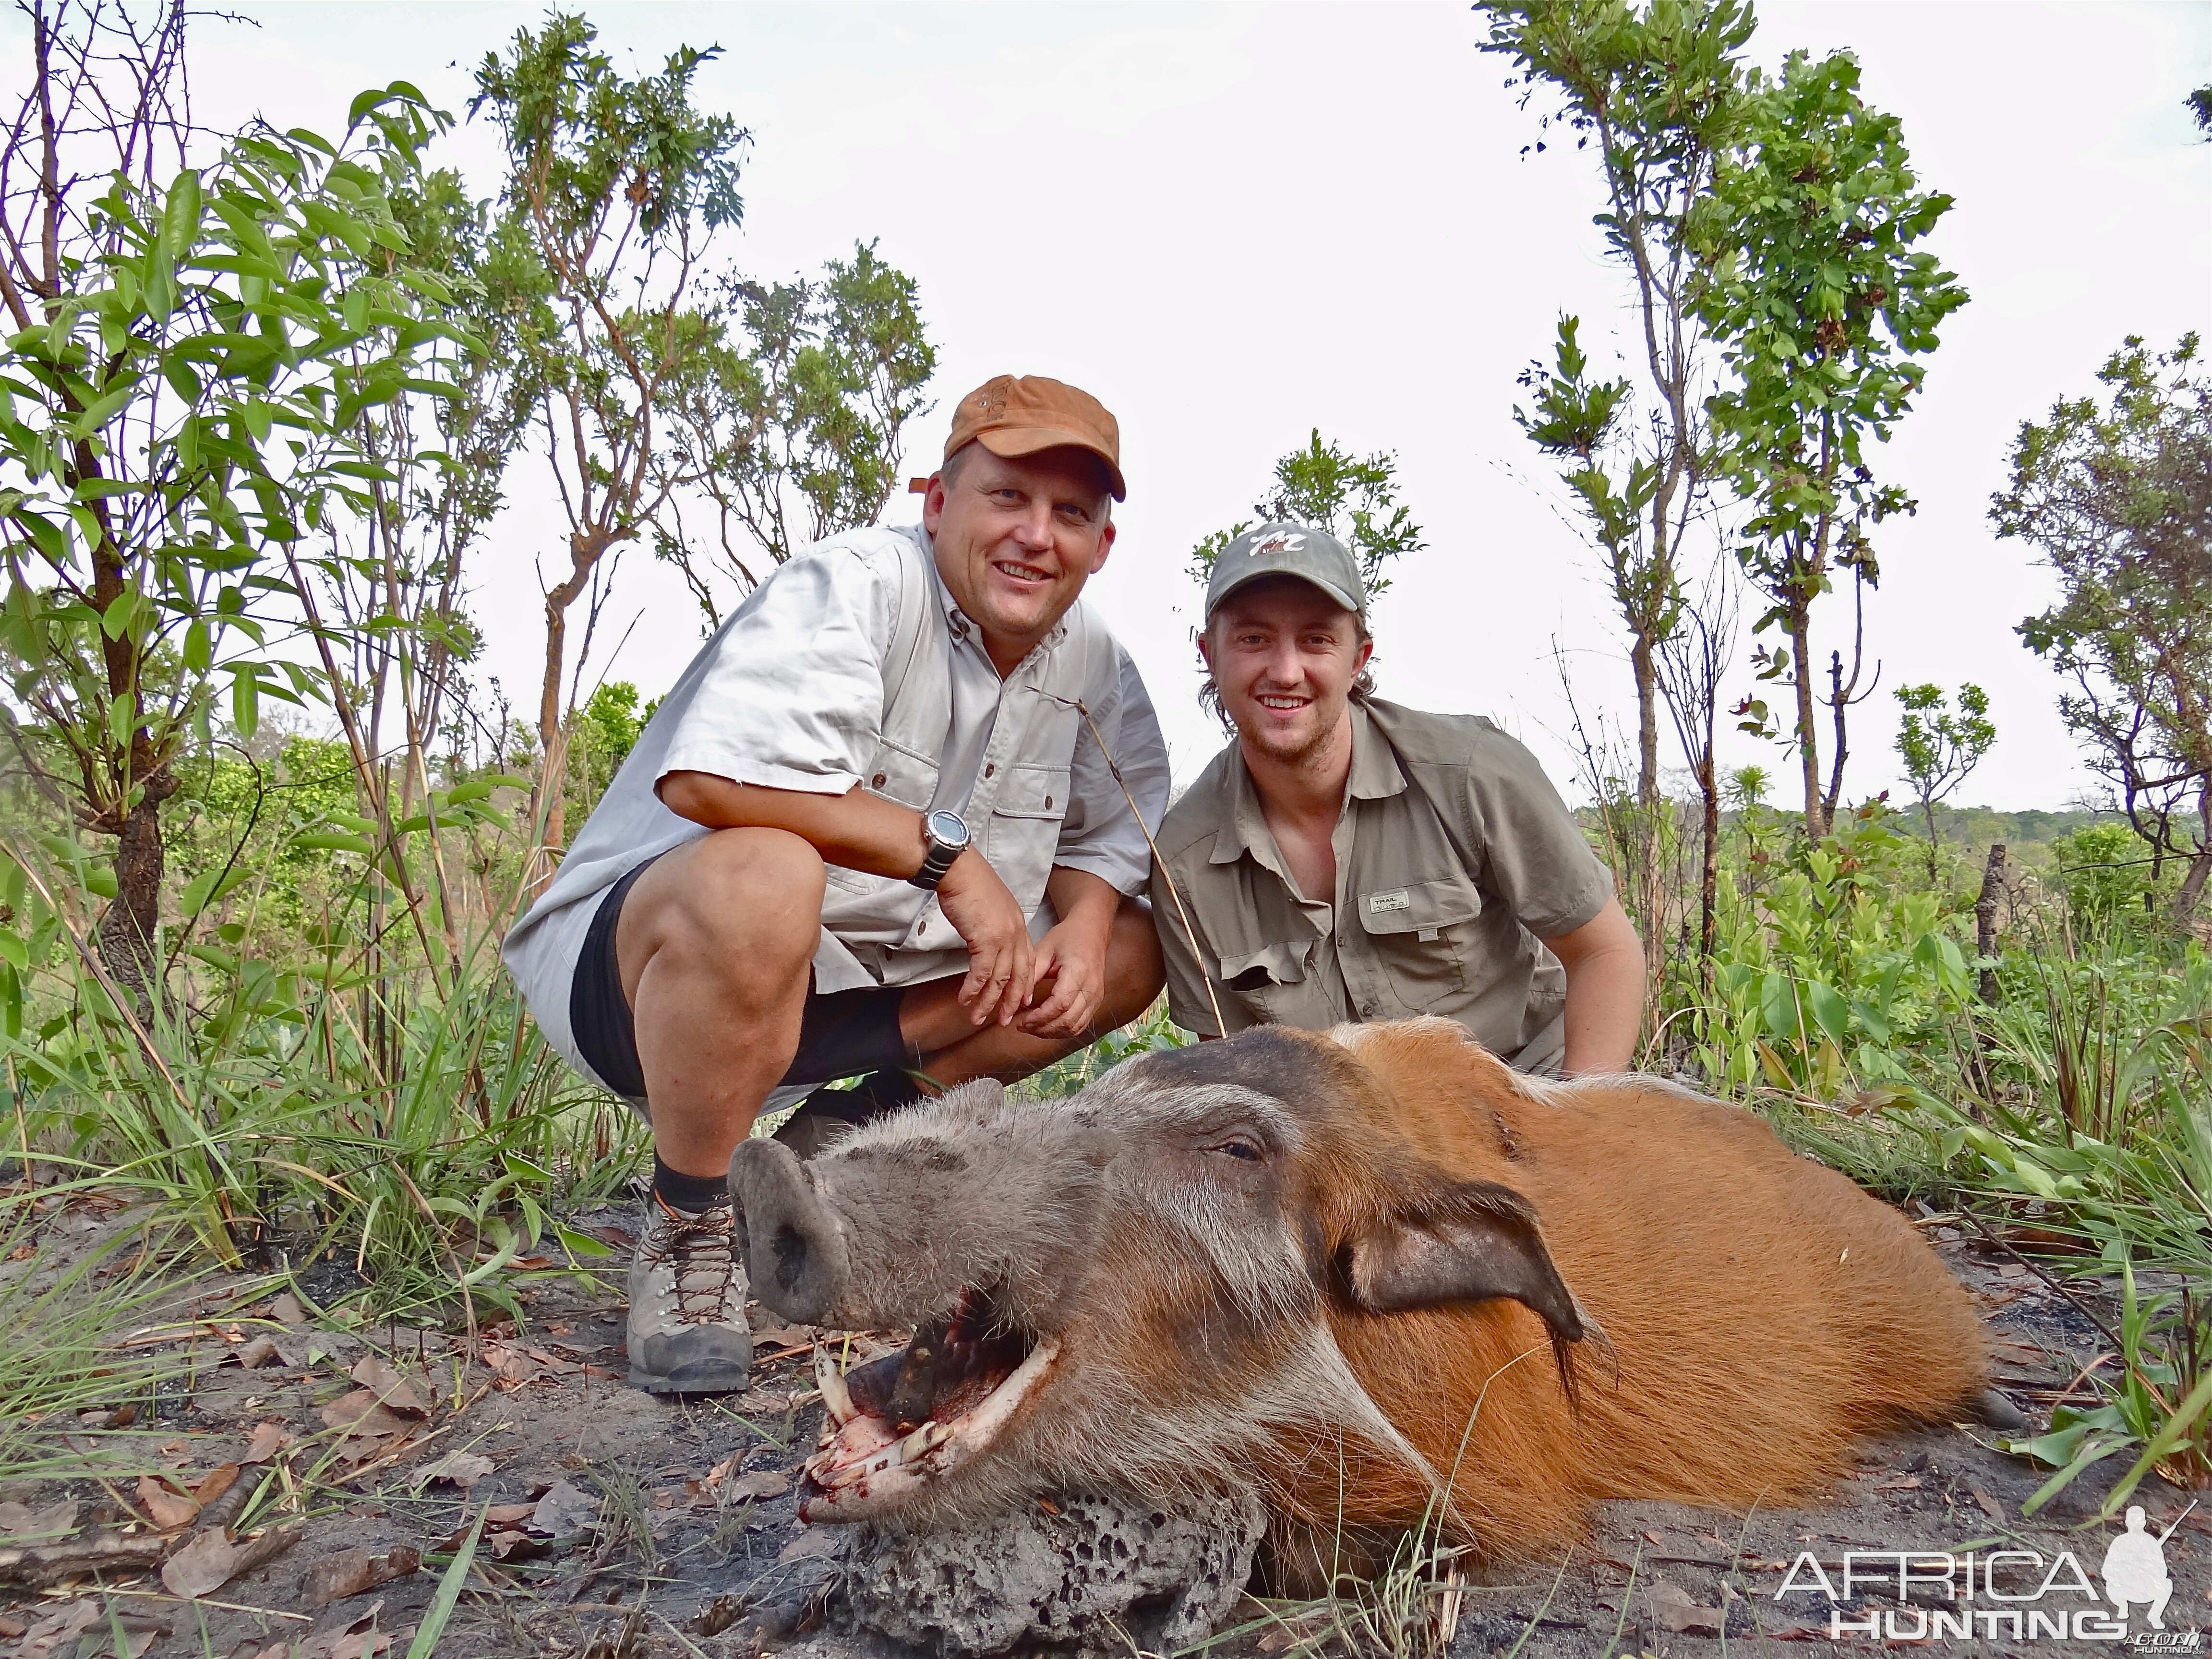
[15,1,2210,808]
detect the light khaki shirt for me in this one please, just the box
[1150,698,1612,1073]
[504,524,1168,1097]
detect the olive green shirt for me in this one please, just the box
[1149,698,1613,1073]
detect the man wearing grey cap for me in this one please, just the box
[1149,523,1645,1074]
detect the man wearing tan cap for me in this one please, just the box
[504,375,1168,1393]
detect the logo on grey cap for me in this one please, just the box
[1248,530,1306,559]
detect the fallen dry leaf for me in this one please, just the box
[1642,1528,1666,1545]
[484,1502,537,1526]
[195,1463,241,1506]
[135,1473,200,1530]
[271,1291,307,1325]
[17,1600,100,1659]
[486,1528,550,1561]
[1647,1581,1724,1636]
[241,1421,293,1464]
[349,1355,429,1416]
[303,1544,421,1607]
[724,1470,789,1503]
[0,1498,78,1542]
[414,1449,494,1490]
[1971,1484,2006,1522]
[1874,1475,1922,1491]
[320,1391,412,1438]
[530,1479,601,1537]
[161,1528,242,1598]
[751,1324,812,1349]
[294,1599,387,1659]
[236,1334,280,1369]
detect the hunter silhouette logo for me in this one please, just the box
[2103,1503,2189,1632]
[1247,530,1305,559]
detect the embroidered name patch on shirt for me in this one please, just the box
[1366,889,1411,914]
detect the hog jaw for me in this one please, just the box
[730,1082,1126,1524]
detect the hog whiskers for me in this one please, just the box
[1030,689,1226,1037]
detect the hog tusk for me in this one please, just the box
[899,1419,951,1464]
[814,1347,857,1426]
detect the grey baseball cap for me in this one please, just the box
[1202,521,1366,619]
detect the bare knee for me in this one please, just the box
[619,829,825,997]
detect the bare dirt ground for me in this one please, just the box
[3,1191,2206,1659]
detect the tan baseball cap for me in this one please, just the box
[942,374,1126,501]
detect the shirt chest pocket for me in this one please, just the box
[829,737,943,896]
[1356,878,1482,1010]
[859,736,940,811]
[979,762,1070,910]
[1215,938,1314,1025]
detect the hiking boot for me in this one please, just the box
[772,1068,925,1160]
[626,1195,753,1394]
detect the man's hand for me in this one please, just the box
[1016,867,1120,1038]
[935,848,1034,1027]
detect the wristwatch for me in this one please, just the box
[908,809,972,892]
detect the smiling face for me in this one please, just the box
[1201,575,1373,768]
[924,444,1117,675]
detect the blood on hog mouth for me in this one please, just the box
[798,1285,1058,1522]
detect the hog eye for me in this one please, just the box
[1208,1136,1263,1163]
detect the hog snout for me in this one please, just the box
[729,1080,1117,1334]
[729,1136,850,1324]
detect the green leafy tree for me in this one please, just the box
[0,0,462,992]
[1996,334,2212,920]
[1480,0,1751,978]
[1696,47,1969,840]
[574,677,643,804]
[470,13,746,864]
[1893,682,1996,878]
[2189,84,2211,137]
[2051,820,2153,932]
[655,239,935,619]
[1188,428,1423,597]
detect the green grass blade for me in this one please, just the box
[406,1503,486,1659]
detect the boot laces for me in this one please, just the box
[648,1195,739,1327]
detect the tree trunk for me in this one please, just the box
[1698,754,1719,967]
[2176,785,2212,923]
[1823,649,1852,832]
[94,762,179,998]
[1789,599,1823,839]
[1922,798,1941,885]
[1975,843,2007,1005]
[535,591,570,890]
[1629,629,1666,983]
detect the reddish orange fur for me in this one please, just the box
[1279,1019,1989,1564]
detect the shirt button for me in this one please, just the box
[1044,795,1053,809]
[871,772,887,788]
[984,763,995,778]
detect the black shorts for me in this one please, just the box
[569,854,914,1101]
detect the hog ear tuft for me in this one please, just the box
[730,1138,851,1325]
[1343,1179,1590,1346]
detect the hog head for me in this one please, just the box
[729,1027,1599,1542]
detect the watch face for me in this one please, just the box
[926,809,971,850]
